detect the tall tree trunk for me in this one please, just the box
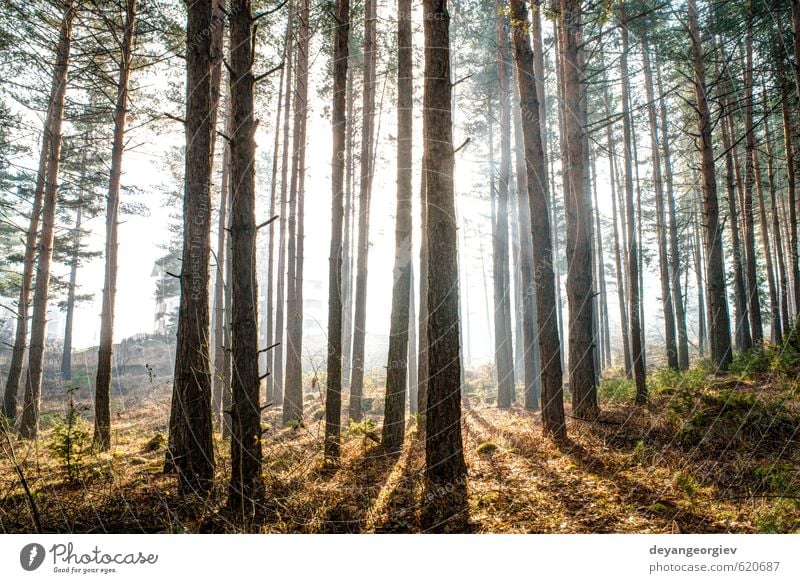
[417,159,429,426]
[688,0,732,370]
[227,0,263,512]
[273,11,294,408]
[642,39,678,370]
[422,0,467,530]
[324,0,349,461]
[212,113,230,428]
[592,172,611,370]
[342,64,355,388]
[164,0,215,491]
[510,0,564,434]
[408,265,418,414]
[718,82,751,351]
[778,50,800,318]
[349,0,378,420]
[283,0,310,425]
[493,1,515,409]
[754,140,781,344]
[511,78,541,410]
[656,60,689,369]
[18,2,75,438]
[693,183,708,356]
[93,0,136,451]
[381,0,412,450]
[764,98,791,337]
[61,201,83,383]
[741,0,763,344]
[2,4,64,422]
[619,9,645,403]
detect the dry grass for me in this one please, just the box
[1,368,798,533]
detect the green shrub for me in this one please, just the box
[598,377,636,403]
[476,441,499,456]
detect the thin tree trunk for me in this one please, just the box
[417,160,429,426]
[93,0,136,451]
[741,0,763,343]
[642,39,678,370]
[778,51,800,317]
[273,11,294,408]
[349,0,377,420]
[381,0,412,450]
[61,201,82,382]
[494,1,515,409]
[324,0,349,461]
[510,0,564,434]
[408,264,418,414]
[342,63,355,389]
[618,11,646,404]
[164,0,216,491]
[422,0,467,530]
[755,140,781,344]
[688,0,731,370]
[19,2,75,438]
[283,0,310,424]
[212,113,230,428]
[693,192,707,356]
[227,0,263,512]
[656,60,689,369]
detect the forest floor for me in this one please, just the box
[1,347,799,533]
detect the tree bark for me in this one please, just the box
[61,201,82,383]
[510,0,565,435]
[619,9,645,403]
[349,0,378,420]
[324,0,349,461]
[421,0,467,530]
[656,60,689,369]
[18,2,75,438]
[164,0,216,492]
[212,112,230,428]
[227,0,263,512]
[283,0,310,425]
[688,0,732,370]
[381,0,412,450]
[93,0,136,451]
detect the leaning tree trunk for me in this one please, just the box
[641,39,678,370]
[283,0,310,425]
[381,0,413,451]
[688,0,731,370]
[561,0,598,416]
[324,0,349,461]
[93,0,137,451]
[510,0,565,436]
[619,11,645,404]
[2,4,64,422]
[165,0,216,492]
[421,0,468,530]
[18,2,75,439]
[349,0,378,421]
[227,0,263,513]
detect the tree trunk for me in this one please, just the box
[510,0,565,435]
[227,0,263,512]
[764,97,791,338]
[408,265,418,414]
[212,113,230,428]
[18,2,75,438]
[381,0,412,450]
[164,0,215,492]
[656,60,689,369]
[619,10,646,404]
[511,79,541,410]
[417,158,429,426]
[693,186,708,356]
[349,0,377,420]
[324,0,349,461]
[741,0,763,344]
[2,3,63,422]
[641,39,678,370]
[283,0,310,425]
[342,64,355,388]
[754,140,781,344]
[493,1,515,409]
[93,0,136,451]
[421,0,467,531]
[688,0,732,370]
[778,50,800,318]
[61,201,82,382]
[273,10,294,408]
